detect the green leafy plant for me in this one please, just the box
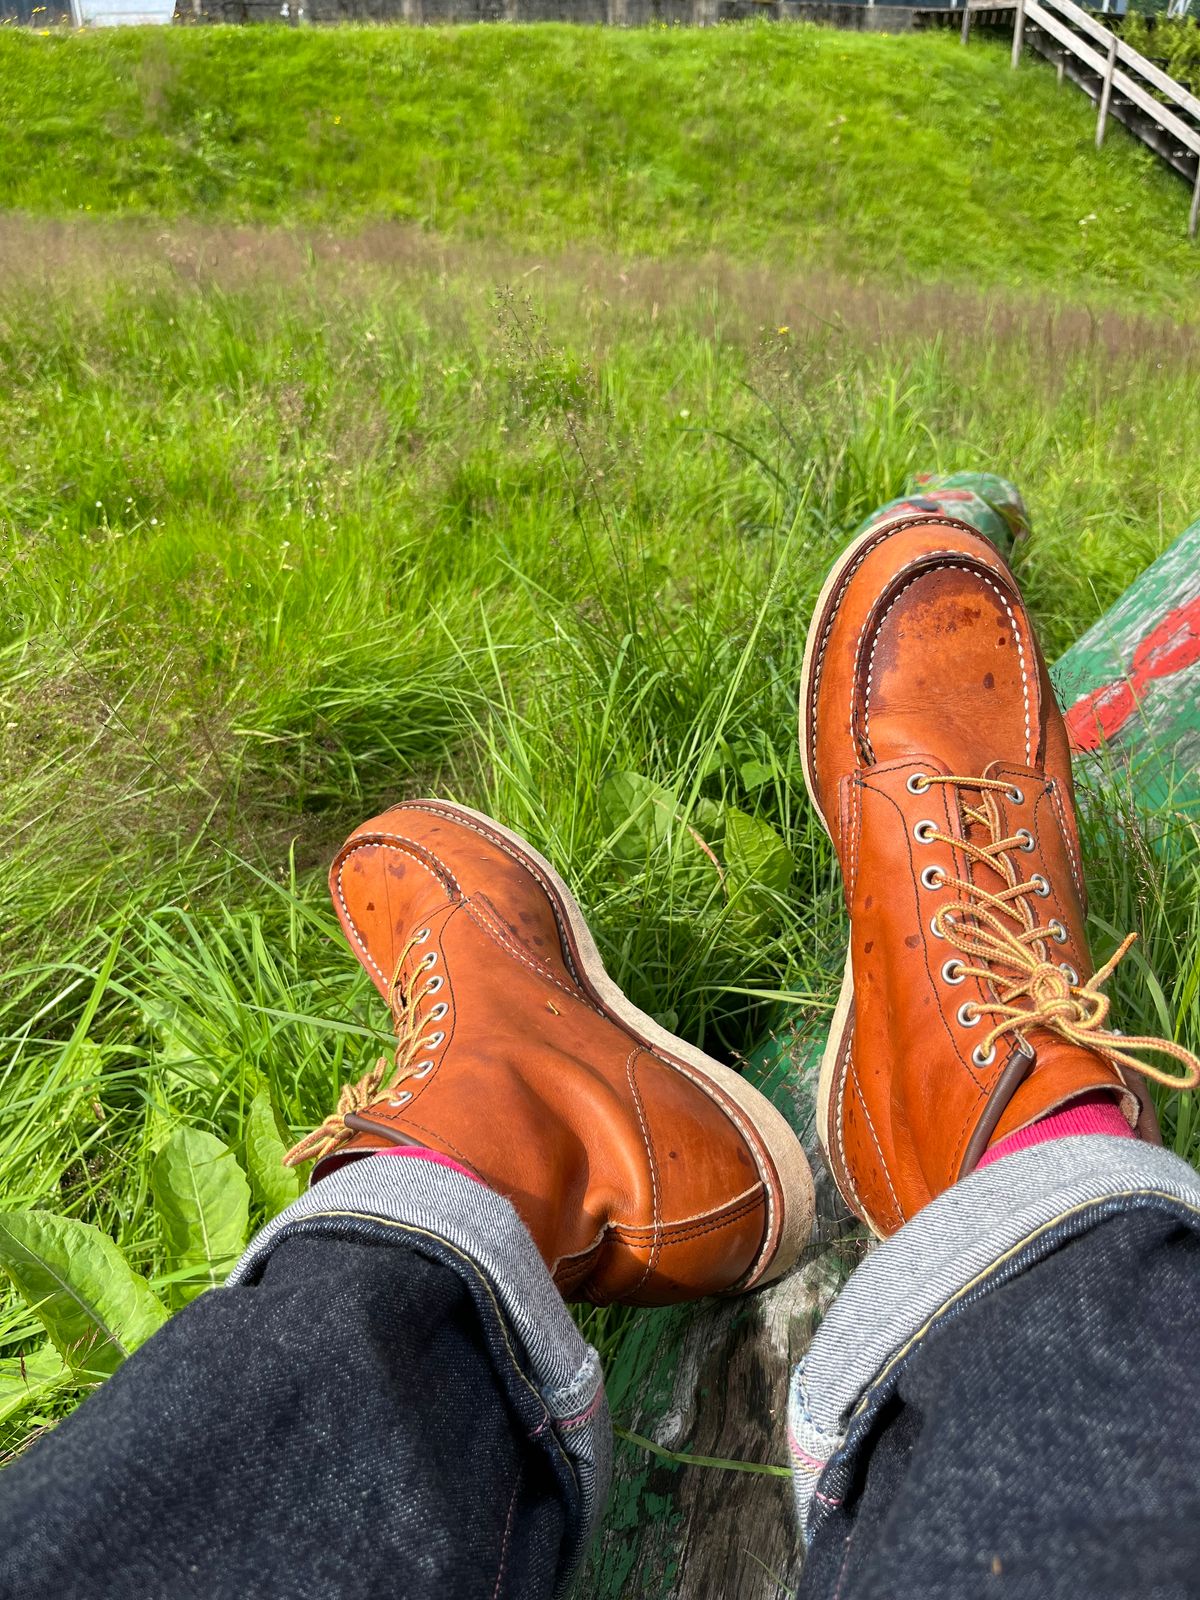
[1122,13,1200,93]
[0,1213,168,1381]
[0,1121,260,1423]
[151,1126,251,1308]
[0,1345,67,1428]
[599,770,793,932]
[244,1087,303,1217]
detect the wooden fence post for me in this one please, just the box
[960,1,971,46]
[1011,0,1026,68]
[1096,33,1118,148]
[1190,162,1200,240]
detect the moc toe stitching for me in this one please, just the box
[857,561,1035,768]
[807,517,1016,775]
[807,518,975,770]
[394,801,584,985]
[332,838,456,990]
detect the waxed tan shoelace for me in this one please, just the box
[917,773,1200,1090]
[284,933,445,1167]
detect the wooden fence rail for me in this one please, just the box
[963,0,1200,235]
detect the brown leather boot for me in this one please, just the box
[800,513,1199,1236]
[286,801,814,1304]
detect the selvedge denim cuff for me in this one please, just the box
[228,1154,610,1593]
[789,1135,1200,1542]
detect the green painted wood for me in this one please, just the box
[1055,517,1200,816]
[577,487,1200,1600]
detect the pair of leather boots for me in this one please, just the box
[285,516,1198,1305]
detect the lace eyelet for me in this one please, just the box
[388,1090,413,1107]
[921,865,945,891]
[422,951,438,969]
[426,1030,445,1048]
[1030,874,1051,897]
[426,974,444,994]
[1048,919,1068,944]
[942,959,966,985]
[411,1062,434,1080]
[930,916,946,940]
[415,928,431,944]
[907,773,931,795]
[913,820,938,844]
[972,1043,997,1068]
[1008,785,1025,805]
[429,1002,448,1021]
[1015,828,1035,852]
[1060,963,1080,985]
[957,1002,980,1028]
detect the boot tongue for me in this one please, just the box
[864,565,1040,774]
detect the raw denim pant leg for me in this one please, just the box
[0,1156,611,1600]
[792,1137,1200,1600]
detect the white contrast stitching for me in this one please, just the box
[334,839,454,986]
[861,563,1033,766]
[1047,779,1085,901]
[807,517,990,773]
[398,803,582,984]
[844,1044,903,1225]
[375,805,781,1286]
[465,898,598,1008]
[833,1028,862,1216]
[625,1050,662,1295]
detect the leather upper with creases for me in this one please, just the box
[806,517,1137,1233]
[309,802,783,1305]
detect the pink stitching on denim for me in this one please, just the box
[559,1388,606,1432]
[491,1479,520,1600]
[787,1428,828,1472]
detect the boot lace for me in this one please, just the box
[914,774,1200,1091]
[284,931,446,1167]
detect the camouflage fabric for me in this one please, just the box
[858,470,1031,555]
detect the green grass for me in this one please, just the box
[2,24,1198,302]
[2,20,1200,1479]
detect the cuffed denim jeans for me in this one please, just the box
[1,1138,1199,1598]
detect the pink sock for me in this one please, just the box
[372,1146,485,1186]
[977,1091,1134,1172]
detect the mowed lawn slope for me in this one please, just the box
[2,23,1197,301]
